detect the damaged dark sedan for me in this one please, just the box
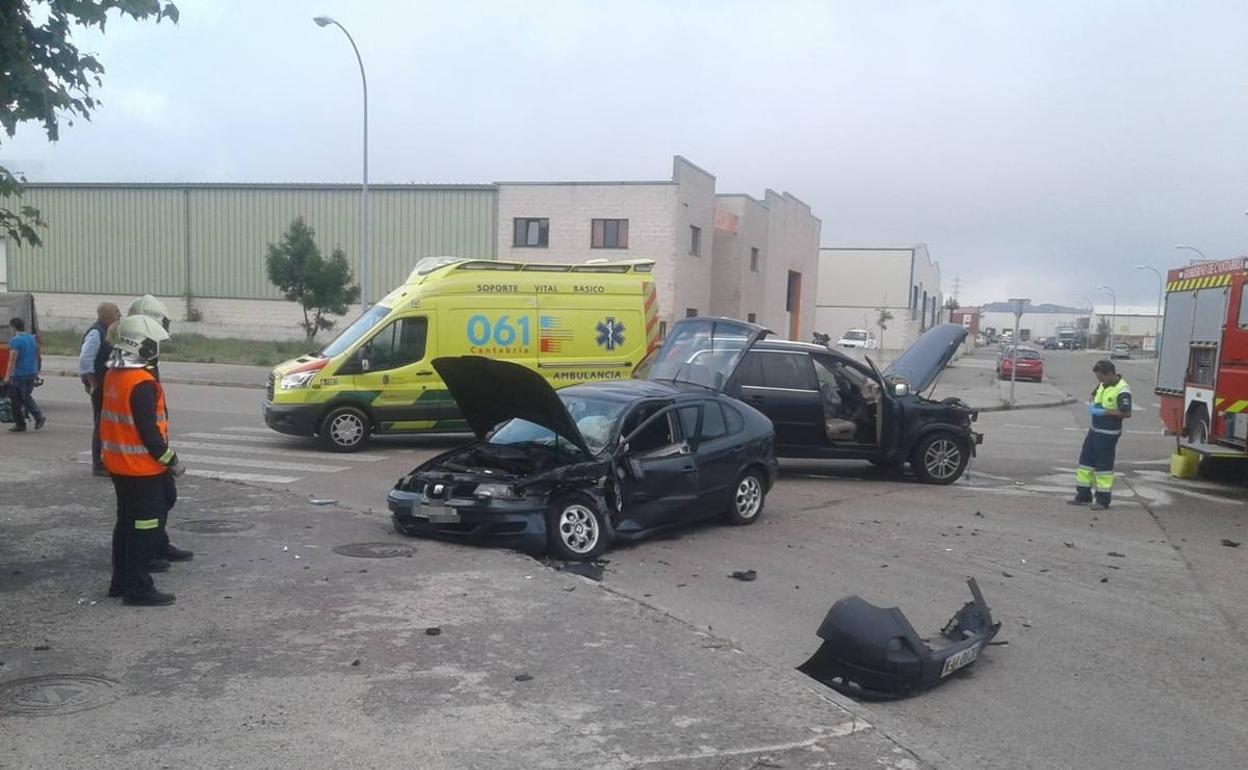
[389,318,779,560]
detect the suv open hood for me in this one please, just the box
[645,317,770,391]
[883,324,967,394]
[432,357,590,455]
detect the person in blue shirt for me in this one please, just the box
[4,317,45,433]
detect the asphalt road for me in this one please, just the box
[10,350,1248,770]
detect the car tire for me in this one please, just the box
[319,405,371,453]
[911,432,970,485]
[546,493,610,561]
[723,469,767,526]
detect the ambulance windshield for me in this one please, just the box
[320,305,391,358]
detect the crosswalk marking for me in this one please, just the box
[183,431,297,444]
[173,453,349,473]
[186,469,300,484]
[171,440,385,463]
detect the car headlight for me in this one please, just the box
[475,483,520,500]
[280,371,318,390]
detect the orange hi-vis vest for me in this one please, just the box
[101,367,170,477]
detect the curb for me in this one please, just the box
[44,369,263,390]
[977,397,1078,413]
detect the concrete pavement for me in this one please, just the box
[0,457,931,770]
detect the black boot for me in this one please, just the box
[165,544,194,561]
[123,590,176,606]
[147,559,170,572]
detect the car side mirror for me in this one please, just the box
[894,382,910,397]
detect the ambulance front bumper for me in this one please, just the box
[262,401,321,437]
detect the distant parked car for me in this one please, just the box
[999,348,1044,382]
[836,329,878,350]
[1111,344,1132,360]
[1042,338,1059,350]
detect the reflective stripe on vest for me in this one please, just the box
[100,368,169,477]
[1092,377,1131,432]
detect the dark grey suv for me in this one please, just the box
[725,324,982,484]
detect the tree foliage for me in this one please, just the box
[266,217,361,341]
[876,307,894,350]
[0,0,179,246]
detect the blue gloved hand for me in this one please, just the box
[1088,404,1106,417]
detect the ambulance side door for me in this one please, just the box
[348,314,438,428]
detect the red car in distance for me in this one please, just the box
[998,348,1044,382]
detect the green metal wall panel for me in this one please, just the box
[8,186,187,295]
[8,184,497,300]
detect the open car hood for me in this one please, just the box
[883,324,967,394]
[432,356,590,455]
[645,317,770,392]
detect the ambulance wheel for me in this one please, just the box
[320,406,371,452]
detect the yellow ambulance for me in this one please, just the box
[263,256,660,451]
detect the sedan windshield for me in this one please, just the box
[489,393,628,455]
[319,305,390,358]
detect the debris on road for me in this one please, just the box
[1100,577,1109,583]
[553,559,609,582]
[797,578,1001,700]
[309,498,337,506]
[425,627,442,636]
[729,569,758,582]
[1107,552,1125,558]
[1002,571,1013,578]
[351,659,360,666]
[1064,541,1075,548]
[1222,539,1241,548]
[514,673,534,682]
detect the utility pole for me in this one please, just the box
[1008,298,1029,408]
[952,275,962,303]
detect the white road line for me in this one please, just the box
[174,453,349,473]
[183,431,296,444]
[185,469,300,484]
[171,440,386,463]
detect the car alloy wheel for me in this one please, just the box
[557,504,600,556]
[923,438,962,482]
[735,475,763,520]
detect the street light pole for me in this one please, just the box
[1175,244,1207,263]
[1098,285,1117,352]
[1136,265,1164,359]
[1007,297,1029,408]
[314,15,370,307]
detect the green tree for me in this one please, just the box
[876,307,894,350]
[944,298,960,312]
[1,0,179,246]
[266,217,361,341]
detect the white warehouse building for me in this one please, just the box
[815,245,944,352]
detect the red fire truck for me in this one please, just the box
[1155,257,1248,460]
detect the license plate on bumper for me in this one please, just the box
[414,501,460,523]
[940,642,981,678]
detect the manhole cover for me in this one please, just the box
[333,542,414,559]
[0,675,120,717]
[173,519,254,534]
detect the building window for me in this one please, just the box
[512,218,549,248]
[747,312,756,323]
[689,226,701,256]
[591,218,629,249]
[750,247,759,272]
[686,308,698,318]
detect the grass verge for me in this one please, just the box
[39,329,315,367]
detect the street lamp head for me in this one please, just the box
[313,15,335,27]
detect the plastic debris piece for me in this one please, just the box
[1221,539,1241,548]
[1002,571,1013,578]
[1063,541,1075,548]
[351,659,361,666]
[515,673,534,682]
[309,498,337,506]
[1107,552,1125,558]
[1100,577,1109,583]
[425,627,442,636]
[729,569,758,582]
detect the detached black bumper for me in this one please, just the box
[388,489,549,555]
[263,402,321,437]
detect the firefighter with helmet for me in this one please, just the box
[101,314,186,605]
[125,294,193,569]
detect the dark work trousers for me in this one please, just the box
[90,386,104,469]
[110,474,169,597]
[1074,430,1120,506]
[158,473,177,555]
[9,376,43,430]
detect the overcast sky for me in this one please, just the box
[4,0,1247,306]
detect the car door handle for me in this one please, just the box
[681,464,697,473]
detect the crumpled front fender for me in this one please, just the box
[798,578,1001,700]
